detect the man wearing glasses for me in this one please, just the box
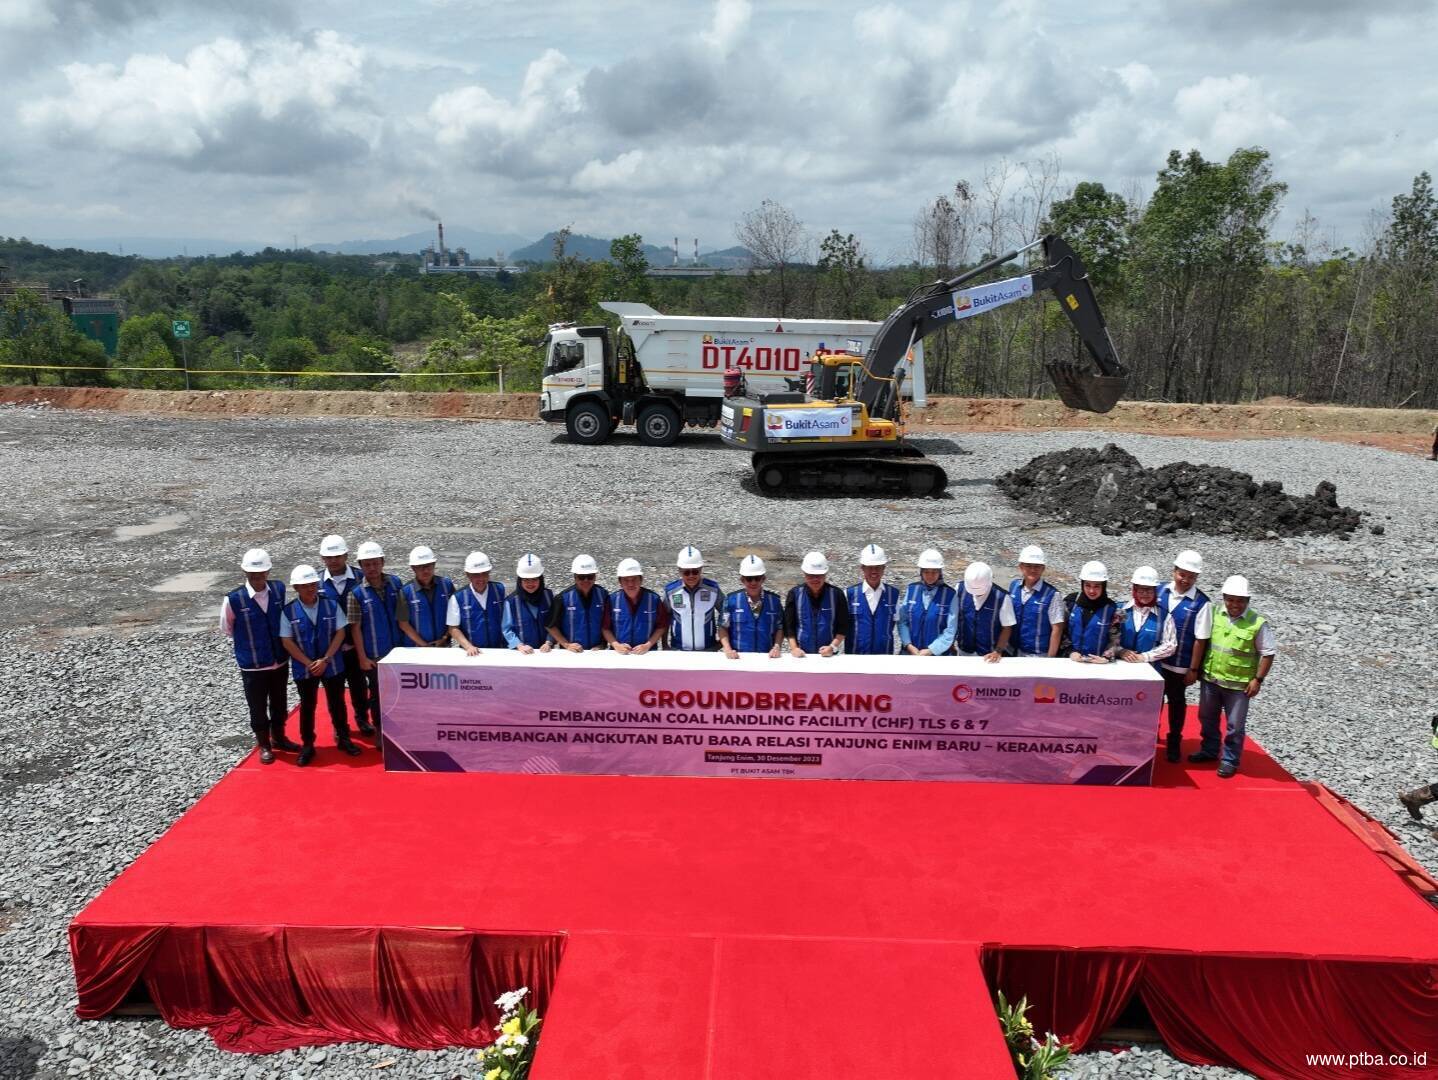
[720,554,784,658]
[548,554,610,652]
[664,545,724,651]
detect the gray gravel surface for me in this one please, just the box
[1,405,1435,1080]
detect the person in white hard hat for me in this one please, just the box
[1156,550,1213,762]
[220,548,298,764]
[1193,574,1275,778]
[1105,566,1177,668]
[447,552,507,655]
[318,534,371,736]
[398,545,455,648]
[1063,562,1118,662]
[720,555,784,658]
[280,564,362,764]
[845,544,900,655]
[785,551,850,657]
[664,546,723,651]
[348,541,406,735]
[1005,544,1066,658]
[955,562,1015,662]
[503,554,553,653]
[899,548,959,656]
[604,559,667,654]
[549,554,610,651]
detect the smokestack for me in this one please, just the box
[694,238,699,265]
[673,237,679,267]
[438,221,446,262]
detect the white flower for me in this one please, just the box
[512,1034,529,1047]
[502,1046,520,1057]
[494,987,529,1012]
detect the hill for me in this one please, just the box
[508,231,753,267]
[309,226,530,259]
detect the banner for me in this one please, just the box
[951,274,1034,321]
[378,650,1161,785]
[762,406,854,439]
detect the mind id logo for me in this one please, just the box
[951,683,973,703]
[1033,683,1058,704]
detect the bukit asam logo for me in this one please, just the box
[1033,683,1058,704]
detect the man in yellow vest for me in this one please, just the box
[1190,575,1275,778]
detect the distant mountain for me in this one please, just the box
[509,231,753,267]
[34,236,268,258]
[309,226,530,259]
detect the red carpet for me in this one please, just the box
[70,705,1438,1079]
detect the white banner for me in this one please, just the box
[763,407,854,439]
[951,274,1034,321]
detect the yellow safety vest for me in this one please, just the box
[1203,606,1266,690]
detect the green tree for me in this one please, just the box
[1045,181,1129,296]
[539,227,604,324]
[816,230,871,318]
[0,288,109,386]
[114,312,184,388]
[605,233,651,302]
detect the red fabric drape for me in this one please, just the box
[984,948,1438,1080]
[70,924,564,1053]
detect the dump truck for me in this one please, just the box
[539,302,925,446]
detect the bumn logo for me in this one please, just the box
[399,671,460,691]
[1033,683,1057,704]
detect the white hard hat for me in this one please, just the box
[516,553,544,579]
[571,554,599,576]
[318,534,348,557]
[1131,565,1161,588]
[917,548,945,570]
[963,561,992,595]
[616,558,644,578]
[1221,574,1251,598]
[464,551,493,574]
[408,545,437,567]
[1079,560,1109,583]
[739,554,767,577]
[240,548,272,572]
[859,543,888,566]
[1017,544,1046,566]
[801,551,830,576]
[676,545,704,569]
[1174,549,1204,574]
[355,541,384,561]
[290,563,321,586]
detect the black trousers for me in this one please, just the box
[296,674,349,745]
[240,666,288,743]
[339,648,369,725]
[1161,668,1190,740]
[360,666,382,731]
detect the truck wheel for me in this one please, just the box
[566,402,612,445]
[637,404,681,447]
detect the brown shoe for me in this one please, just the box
[1399,786,1436,821]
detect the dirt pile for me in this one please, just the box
[996,443,1363,539]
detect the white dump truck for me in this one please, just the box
[539,302,926,445]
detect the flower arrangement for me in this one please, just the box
[477,987,541,1080]
[996,990,1071,1079]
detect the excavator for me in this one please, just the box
[719,234,1128,496]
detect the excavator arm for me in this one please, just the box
[857,235,1128,419]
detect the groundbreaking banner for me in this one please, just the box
[378,650,1162,784]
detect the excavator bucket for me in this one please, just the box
[1046,361,1129,414]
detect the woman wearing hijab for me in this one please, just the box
[502,553,554,654]
[1064,561,1118,662]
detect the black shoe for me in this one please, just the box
[1187,750,1218,764]
[271,735,302,753]
[297,745,316,767]
[1165,735,1182,763]
[258,746,275,765]
[336,738,363,757]
[356,721,376,737]
[1217,763,1237,779]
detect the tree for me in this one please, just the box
[816,230,871,318]
[606,233,651,302]
[1045,181,1129,295]
[912,181,974,275]
[115,312,183,388]
[736,199,807,317]
[539,227,603,324]
[0,288,109,386]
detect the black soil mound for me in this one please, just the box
[996,444,1361,539]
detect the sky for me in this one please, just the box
[2,0,1435,261]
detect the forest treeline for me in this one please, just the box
[3,146,1436,409]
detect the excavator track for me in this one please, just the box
[751,448,949,497]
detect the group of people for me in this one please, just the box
[222,536,1275,777]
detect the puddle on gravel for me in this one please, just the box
[116,512,190,540]
[150,569,226,593]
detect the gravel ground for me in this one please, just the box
[1,405,1435,1080]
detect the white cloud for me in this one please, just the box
[701,0,751,51]
[19,32,376,173]
[1173,74,1292,152]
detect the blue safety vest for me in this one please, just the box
[611,588,663,647]
[355,573,402,661]
[1158,584,1210,669]
[227,581,286,669]
[284,596,344,681]
[791,584,841,652]
[1064,595,1117,656]
[902,581,956,653]
[453,582,507,648]
[1008,578,1059,656]
[1119,605,1164,670]
[402,576,456,645]
[506,589,553,649]
[845,582,899,655]
[558,584,609,648]
[956,588,1005,656]
[322,569,361,651]
[722,590,784,653]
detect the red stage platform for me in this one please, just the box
[71,709,1438,1079]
